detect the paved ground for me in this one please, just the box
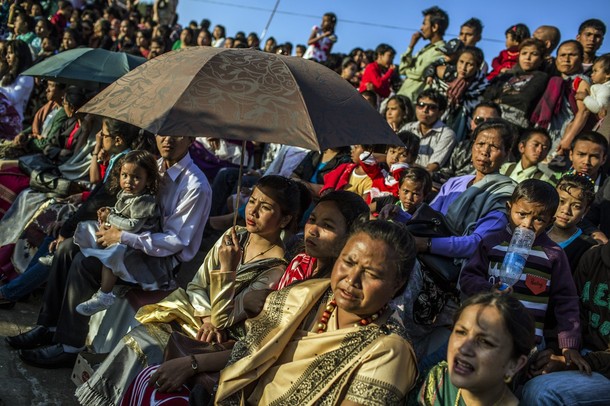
[0,294,77,405]
[0,232,217,406]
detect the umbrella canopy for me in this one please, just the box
[21,48,146,89]
[80,47,401,151]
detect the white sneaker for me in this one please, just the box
[38,255,54,266]
[75,290,116,316]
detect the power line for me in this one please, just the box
[192,0,505,44]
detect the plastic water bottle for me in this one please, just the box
[498,227,535,290]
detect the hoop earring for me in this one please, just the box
[503,374,512,384]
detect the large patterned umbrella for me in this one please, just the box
[80,46,400,150]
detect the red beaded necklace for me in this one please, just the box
[316,298,387,333]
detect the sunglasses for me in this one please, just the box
[416,101,439,111]
[473,116,491,126]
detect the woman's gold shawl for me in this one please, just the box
[134,227,287,338]
[215,279,418,405]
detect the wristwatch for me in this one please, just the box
[190,355,198,373]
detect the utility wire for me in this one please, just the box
[191,0,505,44]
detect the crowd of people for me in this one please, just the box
[0,1,610,405]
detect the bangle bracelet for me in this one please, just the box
[426,238,432,252]
[190,354,198,373]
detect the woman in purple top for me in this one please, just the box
[388,118,516,362]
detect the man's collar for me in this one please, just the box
[160,153,193,182]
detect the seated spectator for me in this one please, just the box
[0,80,66,159]
[73,176,305,405]
[89,19,113,50]
[487,23,530,81]
[320,144,374,199]
[7,135,212,369]
[483,38,548,128]
[435,101,502,184]
[374,166,432,218]
[211,24,226,48]
[277,190,369,288]
[50,0,73,37]
[398,6,448,102]
[0,118,139,307]
[460,179,588,371]
[547,171,597,274]
[358,43,396,99]
[419,293,534,406]
[404,89,457,172]
[0,39,34,140]
[59,27,80,52]
[11,11,38,55]
[500,128,552,183]
[363,131,421,213]
[521,241,610,405]
[429,46,488,142]
[290,147,351,198]
[566,131,607,191]
[197,29,212,47]
[208,221,418,404]
[339,57,358,87]
[383,94,414,133]
[387,119,516,360]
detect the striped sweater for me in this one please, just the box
[460,227,581,349]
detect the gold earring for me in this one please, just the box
[503,374,512,384]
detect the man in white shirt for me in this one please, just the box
[9,135,212,368]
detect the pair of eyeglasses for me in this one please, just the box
[416,101,439,111]
[473,116,491,126]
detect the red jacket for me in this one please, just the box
[359,62,395,98]
[487,47,519,81]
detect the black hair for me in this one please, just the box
[102,117,142,149]
[213,24,225,38]
[518,38,546,56]
[399,166,432,197]
[458,46,484,69]
[417,88,448,112]
[461,18,483,37]
[349,220,416,288]
[578,19,606,35]
[396,130,420,159]
[1,40,32,86]
[254,175,311,232]
[422,6,449,36]
[360,90,378,108]
[505,23,530,44]
[519,127,551,146]
[323,12,337,25]
[558,40,585,60]
[594,53,610,74]
[473,100,502,117]
[384,95,414,125]
[557,172,596,208]
[374,43,396,58]
[472,118,515,153]
[571,130,608,155]
[110,150,161,195]
[318,190,369,232]
[63,86,91,111]
[453,293,535,359]
[510,179,559,217]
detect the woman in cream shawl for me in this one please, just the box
[75,175,305,406]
